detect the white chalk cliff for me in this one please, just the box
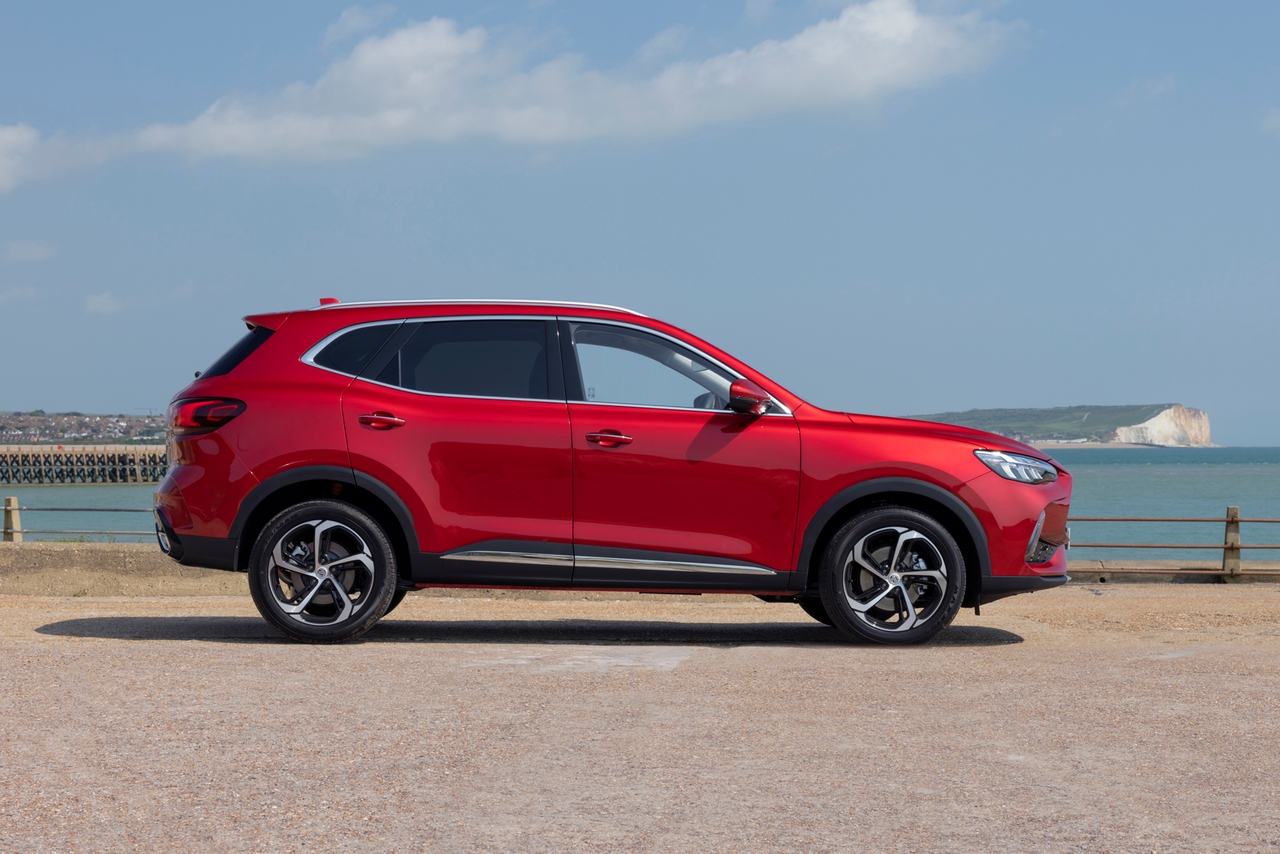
[1113,404,1211,447]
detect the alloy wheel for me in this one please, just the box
[843,526,949,633]
[267,519,377,625]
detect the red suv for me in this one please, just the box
[155,300,1071,644]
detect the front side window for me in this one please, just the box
[567,322,734,410]
[373,320,551,400]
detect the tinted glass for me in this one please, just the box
[203,326,274,378]
[568,323,733,409]
[312,323,400,375]
[377,320,549,399]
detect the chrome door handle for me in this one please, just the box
[585,431,633,447]
[358,412,406,430]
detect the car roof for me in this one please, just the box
[312,299,645,316]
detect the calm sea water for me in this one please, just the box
[1049,447,1280,560]
[5,448,1279,558]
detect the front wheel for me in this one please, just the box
[818,506,966,645]
[248,500,397,643]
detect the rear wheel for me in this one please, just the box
[818,506,965,645]
[248,500,397,643]
[383,588,409,616]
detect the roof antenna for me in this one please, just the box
[319,297,340,306]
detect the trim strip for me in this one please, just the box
[573,555,777,576]
[442,551,574,566]
[440,549,777,576]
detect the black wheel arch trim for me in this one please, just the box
[227,465,421,571]
[792,477,992,593]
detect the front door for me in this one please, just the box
[561,320,800,591]
[342,317,574,585]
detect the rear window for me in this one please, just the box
[312,323,401,376]
[203,326,274,378]
[373,320,550,400]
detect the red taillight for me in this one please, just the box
[168,398,246,436]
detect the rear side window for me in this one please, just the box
[312,323,400,376]
[203,326,274,378]
[374,320,550,400]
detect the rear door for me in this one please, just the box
[561,319,801,591]
[341,317,574,585]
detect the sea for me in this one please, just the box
[4,447,1279,560]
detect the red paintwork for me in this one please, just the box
[156,301,1072,588]
[570,404,800,571]
[343,381,572,554]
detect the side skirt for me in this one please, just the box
[413,541,792,593]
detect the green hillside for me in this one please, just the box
[911,404,1174,443]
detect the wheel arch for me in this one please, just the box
[230,466,419,582]
[794,478,989,608]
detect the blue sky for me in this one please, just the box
[1,1,1278,444]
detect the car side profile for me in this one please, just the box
[154,300,1072,644]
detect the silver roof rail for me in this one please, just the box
[312,299,645,316]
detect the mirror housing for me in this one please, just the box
[728,378,772,416]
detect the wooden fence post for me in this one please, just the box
[1222,505,1240,581]
[3,496,21,543]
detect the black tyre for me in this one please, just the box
[248,499,397,643]
[797,597,835,627]
[383,588,409,617]
[818,506,965,645]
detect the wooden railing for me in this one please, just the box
[3,498,153,541]
[1070,506,1280,577]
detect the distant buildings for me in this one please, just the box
[0,412,166,445]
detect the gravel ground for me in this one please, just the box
[2,585,1279,853]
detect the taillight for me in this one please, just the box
[168,398,246,436]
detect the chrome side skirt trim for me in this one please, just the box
[442,551,574,566]
[441,549,777,576]
[573,556,777,576]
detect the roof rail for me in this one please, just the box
[312,299,645,316]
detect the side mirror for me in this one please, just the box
[728,378,772,416]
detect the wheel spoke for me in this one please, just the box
[323,552,374,575]
[278,575,328,615]
[329,577,355,622]
[847,583,895,613]
[272,537,316,577]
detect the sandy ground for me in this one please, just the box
[1,585,1279,853]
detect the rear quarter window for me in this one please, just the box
[311,323,402,376]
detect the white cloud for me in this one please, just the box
[4,241,55,261]
[0,125,40,194]
[637,25,690,63]
[324,4,396,46]
[745,0,776,24]
[0,286,37,305]
[0,0,1012,192]
[86,292,122,314]
[1265,109,1280,136]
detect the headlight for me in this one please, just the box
[974,450,1058,484]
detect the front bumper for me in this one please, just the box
[979,573,1069,605]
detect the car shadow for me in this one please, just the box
[34,616,1022,647]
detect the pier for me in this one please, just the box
[0,445,168,485]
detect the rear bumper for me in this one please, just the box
[979,573,1068,605]
[154,508,238,571]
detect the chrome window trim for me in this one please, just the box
[560,316,793,416]
[298,312,792,415]
[313,299,644,316]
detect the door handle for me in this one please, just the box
[358,412,406,430]
[585,430,633,447]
